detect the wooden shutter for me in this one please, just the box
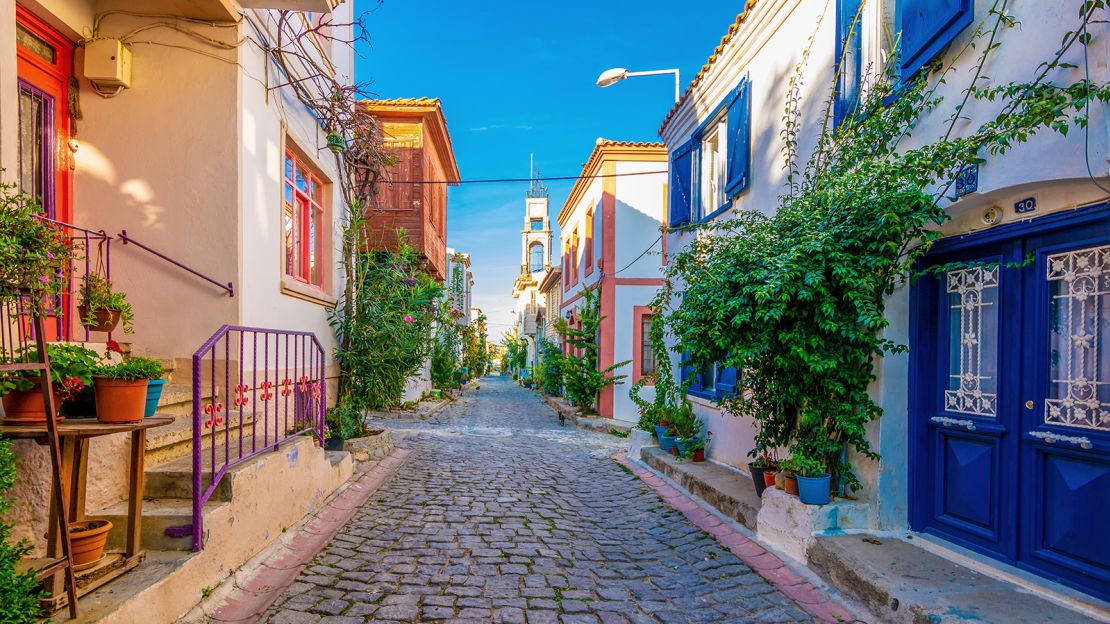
[668,141,694,227]
[724,80,751,197]
[715,366,738,398]
[898,0,973,81]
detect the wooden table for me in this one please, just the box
[1,416,174,612]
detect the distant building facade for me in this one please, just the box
[558,140,667,423]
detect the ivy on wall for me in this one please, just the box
[655,0,1110,489]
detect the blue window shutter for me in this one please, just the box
[724,80,751,197]
[835,0,863,125]
[715,365,738,398]
[898,0,973,82]
[669,141,694,227]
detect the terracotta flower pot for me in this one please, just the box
[93,378,148,424]
[691,449,705,462]
[78,305,121,333]
[763,470,778,488]
[783,474,799,496]
[1,383,64,424]
[69,519,112,566]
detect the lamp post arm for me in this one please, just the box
[626,69,681,102]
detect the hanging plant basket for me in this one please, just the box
[78,305,121,333]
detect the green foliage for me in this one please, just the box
[658,1,1110,491]
[461,315,489,382]
[329,228,443,410]
[534,338,565,396]
[554,286,630,410]
[430,304,463,391]
[0,439,46,622]
[628,307,685,432]
[500,328,528,378]
[96,356,164,381]
[325,403,366,440]
[78,274,134,334]
[781,452,827,478]
[0,183,73,307]
[0,344,103,398]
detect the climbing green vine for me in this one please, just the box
[657,0,1110,490]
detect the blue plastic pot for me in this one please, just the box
[659,434,678,453]
[144,379,166,417]
[654,425,669,441]
[797,473,831,505]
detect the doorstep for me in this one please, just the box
[639,447,761,531]
[807,534,1109,624]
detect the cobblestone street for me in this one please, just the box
[262,378,815,624]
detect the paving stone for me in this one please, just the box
[260,379,813,624]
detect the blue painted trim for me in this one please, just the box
[929,202,1110,254]
[897,0,974,83]
[690,78,750,221]
[701,202,732,223]
[834,0,863,126]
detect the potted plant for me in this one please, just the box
[78,274,134,334]
[144,371,167,418]
[68,519,112,566]
[0,344,101,423]
[0,184,73,304]
[679,432,709,462]
[748,451,777,497]
[777,456,800,496]
[794,453,832,505]
[93,357,163,424]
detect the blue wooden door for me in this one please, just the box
[911,205,1110,601]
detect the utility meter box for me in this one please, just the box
[84,39,132,88]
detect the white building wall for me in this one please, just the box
[660,0,1110,531]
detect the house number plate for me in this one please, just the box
[1014,196,1037,214]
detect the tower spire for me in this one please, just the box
[527,154,548,198]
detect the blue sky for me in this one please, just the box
[353,1,743,340]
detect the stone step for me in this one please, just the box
[806,534,1107,624]
[144,454,232,502]
[89,498,230,552]
[639,446,761,530]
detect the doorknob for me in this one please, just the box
[1025,400,1034,410]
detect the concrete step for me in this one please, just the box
[144,454,232,502]
[639,446,761,530]
[89,498,230,552]
[807,534,1107,624]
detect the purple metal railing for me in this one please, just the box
[190,325,326,551]
[118,230,234,297]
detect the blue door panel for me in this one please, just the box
[1037,451,1110,570]
[937,434,996,534]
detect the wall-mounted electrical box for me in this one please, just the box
[84,39,132,88]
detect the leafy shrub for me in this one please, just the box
[0,344,102,397]
[535,339,565,396]
[330,231,442,410]
[0,439,45,622]
[555,286,628,410]
[0,183,73,306]
[96,356,164,381]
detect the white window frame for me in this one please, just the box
[698,114,728,220]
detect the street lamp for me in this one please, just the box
[596,67,681,103]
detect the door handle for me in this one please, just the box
[1025,400,1034,410]
[1028,430,1093,449]
[931,416,976,431]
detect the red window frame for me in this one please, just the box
[284,151,325,288]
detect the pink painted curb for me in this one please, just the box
[612,452,857,624]
[210,448,412,622]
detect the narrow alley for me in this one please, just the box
[261,378,815,624]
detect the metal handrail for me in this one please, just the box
[190,324,326,551]
[118,230,234,297]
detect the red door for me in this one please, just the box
[16,7,75,339]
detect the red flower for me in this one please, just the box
[106,339,122,353]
